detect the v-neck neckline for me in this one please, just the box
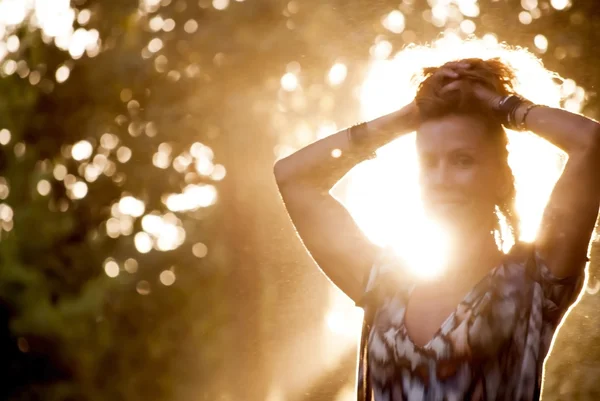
[402,260,503,350]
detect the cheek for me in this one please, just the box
[455,167,498,201]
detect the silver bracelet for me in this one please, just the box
[347,123,377,160]
[517,103,540,131]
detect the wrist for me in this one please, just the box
[495,95,532,130]
[397,101,420,131]
[490,94,504,112]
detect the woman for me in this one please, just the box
[274,57,599,400]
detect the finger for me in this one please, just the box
[438,68,460,79]
[443,61,472,70]
[439,80,462,95]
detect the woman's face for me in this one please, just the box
[416,114,505,232]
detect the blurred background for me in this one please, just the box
[0,0,599,400]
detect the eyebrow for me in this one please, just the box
[419,147,480,156]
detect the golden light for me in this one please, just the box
[0,178,9,199]
[116,146,132,163]
[100,133,119,150]
[140,0,161,13]
[71,140,93,161]
[460,20,477,35]
[106,218,120,238]
[148,38,163,53]
[118,195,145,217]
[213,0,230,11]
[519,11,533,25]
[159,270,176,286]
[37,180,51,196]
[2,60,16,75]
[104,260,119,278]
[185,19,199,33]
[318,41,587,398]
[124,258,139,274]
[0,203,14,222]
[195,157,214,175]
[84,163,102,182]
[140,213,186,251]
[77,9,91,25]
[370,40,393,60]
[134,231,153,253]
[70,181,88,199]
[281,72,298,92]
[164,184,217,212]
[136,280,151,295]
[190,142,214,159]
[6,35,19,52]
[0,128,11,145]
[534,34,549,53]
[55,65,70,83]
[153,150,171,169]
[550,0,571,10]
[149,16,164,32]
[162,18,175,32]
[53,164,67,180]
[344,36,582,282]
[141,214,163,235]
[14,142,25,158]
[192,242,208,258]
[521,0,538,11]
[325,290,364,338]
[0,0,28,26]
[327,63,348,86]
[458,0,480,18]
[331,148,342,158]
[382,10,405,34]
[0,0,101,63]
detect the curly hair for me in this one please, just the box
[415,58,520,248]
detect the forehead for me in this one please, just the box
[416,114,492,155]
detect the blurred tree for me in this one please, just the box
[0,1,229,400]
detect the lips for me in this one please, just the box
[429,197,465,205]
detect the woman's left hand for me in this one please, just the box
[438,63,504,112]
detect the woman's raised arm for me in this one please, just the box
[274,102,419,191]
[515,103,600,278]
[273,102,419,302]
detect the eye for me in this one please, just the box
[454,154,474,168]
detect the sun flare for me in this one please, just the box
[340,35,584,280]
[323,36,585,352]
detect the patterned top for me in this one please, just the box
[355,242,585,401]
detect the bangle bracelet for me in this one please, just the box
[347,123,377,160]
[496,95,524,130]
[517,103,539,131]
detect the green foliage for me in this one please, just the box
[0,1,228,400]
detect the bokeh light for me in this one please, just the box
[104,260,120,278]
[159,270,176,286]
[0,0,100,63]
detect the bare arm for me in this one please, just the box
[274,102,420,190]
[446,62,600,279]
[274,102,419,302]
[514,104,600,278]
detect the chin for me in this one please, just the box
[425,204,471,228]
